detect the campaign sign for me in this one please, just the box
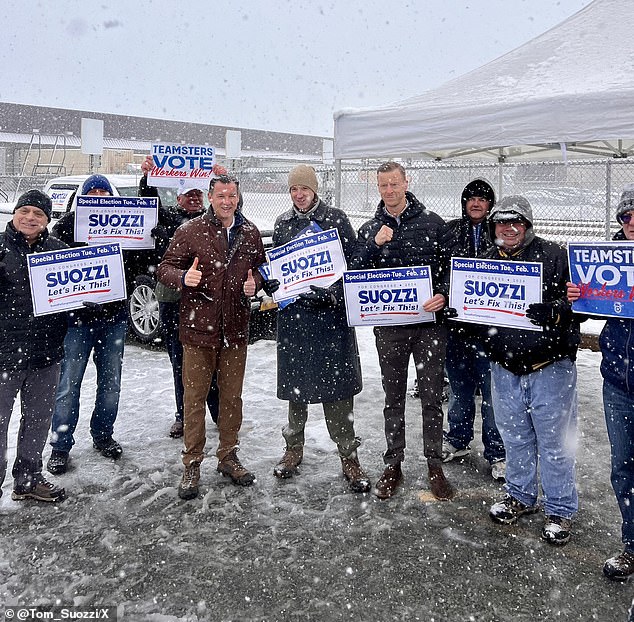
[266,228,346,302]
[147,143,216,191]
[75,196,158,249]
[343,266,434,327]
[449,257,542,331]
[568,241,634,318]
[27,244,126,316]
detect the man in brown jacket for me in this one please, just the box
[157,174,266,500]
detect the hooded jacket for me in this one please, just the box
[0,222,69,371]
[481,197,579,375]
[157,208,265,349]
[441,179,496,260]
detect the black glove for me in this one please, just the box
[298,285,335,308]
[82,301,103,310]
[151,224,170,241]
[262,278,280,296]
[525,302,559,327]
[443,306,459,319]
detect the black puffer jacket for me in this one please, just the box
[351,191,448,299]
[0,222,68,371]
[481,236,580,375]
[273,199,362,403]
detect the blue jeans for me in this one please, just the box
[490,359,578,519]
[445,331,505,463]
[603,379,634,551]
[50,315,127,452]
[159,301,219,423]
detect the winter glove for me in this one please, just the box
[525,302,560,327]
[151,224,170,241]
[262,278,280,296]
[82,301,103,310]
[443,306,459,319]
[298,285,336,308]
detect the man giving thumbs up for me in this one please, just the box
[157,174,266,500]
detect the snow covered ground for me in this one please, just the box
[0,327,632,621]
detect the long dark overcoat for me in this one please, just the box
[273,200,362,403]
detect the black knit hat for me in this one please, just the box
[14,189,53,221]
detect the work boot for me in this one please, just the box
[489,494,539,525]
[341,453,371,493]
[47,450,69,475]
[428,463,455,500]
[604,550,634,581]
[217,450,255,486]
[178,462,200,500]
[273,446,303,479]
[93,437,123,460]
[12,474,66,503]
[541,515,572,546]
[374,463,403,499]
[169,420,184,438]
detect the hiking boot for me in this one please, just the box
[273,446,303,479]
[441,439,471,463]
[178,462,200,500]
[217,450,255,486]
[93,437,123,460]
[341,454,371,493]
[12,474,66,503]
[374,463,403,499]
[47,450,69,475]
[429,463,455,500]
[491,459,506,482]
[489,494,539,525]
[541,515,572,546]
[604,550,634,581]
[169,420,184,438]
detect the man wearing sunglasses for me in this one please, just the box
[482,196,580,546]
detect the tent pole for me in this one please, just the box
[605,161,612,240]
[335,159,342,208]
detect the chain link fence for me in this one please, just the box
[3,159,634,244]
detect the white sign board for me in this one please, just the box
[343,266,434,326]
[449,257,542,331]
[74,196,158,249]
[147,143,216,191]
[266,228,347,302]
[27,244,127,316]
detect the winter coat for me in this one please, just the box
[52,211,127,325]
[350,191,448,318]
[0,222,68,371]
[157,209,265,349]
[441,179,496,338]
[273,199,362,403]
[598,229,634,393]
[481,236,580,375]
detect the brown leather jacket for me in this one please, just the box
[157,209,265,348]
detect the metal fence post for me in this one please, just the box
[335,159,342,209]
[606,160,612,240]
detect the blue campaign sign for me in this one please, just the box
[449,257,543,331]
[342,266,434,327]
[568,241,634,318]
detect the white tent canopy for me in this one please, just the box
[333,0,634,162]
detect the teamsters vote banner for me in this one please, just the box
[147,143,216,192]
[266,228,346,302]
[27,244,127,316]
[342,266,434,327]
[568,241,634,318]
[74,196,158,250]
[449,257,543,332]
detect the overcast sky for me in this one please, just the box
[2,0,592,137]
